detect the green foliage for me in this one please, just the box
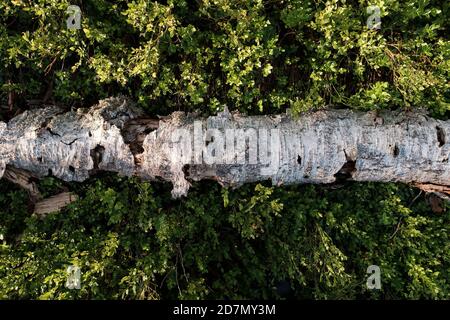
[0,177,449,299]
[0,0,449,300]
[0,0,448,116]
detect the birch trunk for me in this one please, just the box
[0,97,448,198]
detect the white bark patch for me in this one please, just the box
[0,96,139,182]
[0,122,8,178]
[139,112,192,198]
[140,109,449,197]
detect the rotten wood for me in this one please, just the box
[0,96,448,199]
[33,192,78,217]
[3,166,41,200]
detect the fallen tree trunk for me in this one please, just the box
[0,96,448,199]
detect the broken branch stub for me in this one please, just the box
[33,192,78,217]
[0,96,448,198]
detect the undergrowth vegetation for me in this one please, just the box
[0,0,449,299]
[1,177,449,299]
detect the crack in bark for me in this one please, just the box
[47,127,61,137]
[393,144,400,157]
[90,145,105,170]
[334,150,356,182]
[61,138,78,146]
[437,126,445,147]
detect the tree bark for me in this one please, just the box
[33,192,78,217]
[0,96,448,198]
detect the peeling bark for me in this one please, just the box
[3,166,41,200]
[33,192,78,217]
[0,96,449,198]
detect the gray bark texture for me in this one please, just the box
[0,96,449,198]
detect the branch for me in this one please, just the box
[0,97,448,199]
[33,192,78,218]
